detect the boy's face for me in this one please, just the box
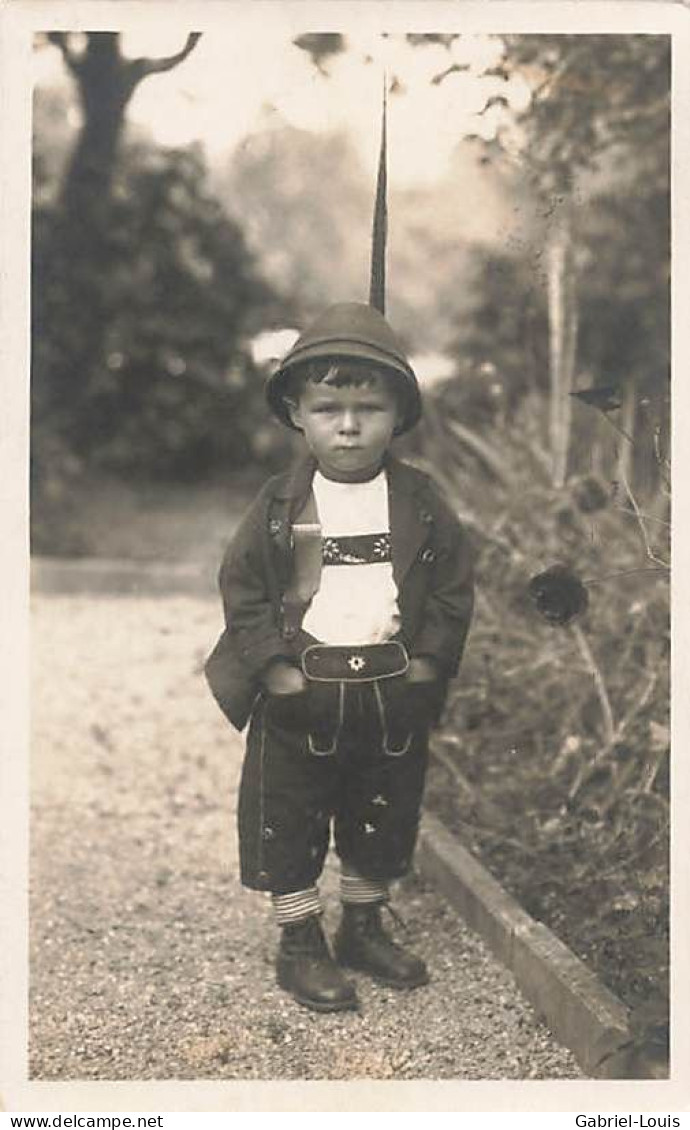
[288,374,402,482]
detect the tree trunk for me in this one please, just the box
[614,374,637,489]
[546,203,578,489]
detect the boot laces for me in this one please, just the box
[380,899,407,932]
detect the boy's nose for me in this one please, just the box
[338,410,360,434]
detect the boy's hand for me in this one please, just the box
[407,657,438,683]
[261,660,307,696]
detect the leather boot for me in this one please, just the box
[334,901,429,988]
[276,915,359,1012]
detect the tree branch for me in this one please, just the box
[46,32,84,76]
[571,623,616,745]
[128,32,201,83]
[621,472,670,570]
[568,667,660,799]
[431,62,471,87]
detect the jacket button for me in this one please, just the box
[420,509,433,525]
[269,519,282,536]
[421,548,436,563]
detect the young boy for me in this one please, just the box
[206,300,474,1013]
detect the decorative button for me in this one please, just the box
[269,519,282,536]
[420,510,434,525]
[372,795,388,807]
[348,654,366,672]
[364,822,376,834]
[421,548,436,563]
[262,826,275,841]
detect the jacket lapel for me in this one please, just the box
[273,455,317,514]
[267,456,317,593]
[387,457,428,585]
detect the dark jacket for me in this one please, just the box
[205,455,475,731]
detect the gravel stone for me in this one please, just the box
[30,594,584,1080]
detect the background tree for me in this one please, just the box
[478,34,670,487]
[34,32,201,445]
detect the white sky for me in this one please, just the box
[34,29,530,187]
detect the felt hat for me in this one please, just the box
[266,83,422,436]
[266,302,421,435]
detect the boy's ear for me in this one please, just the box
[284,397,303,431]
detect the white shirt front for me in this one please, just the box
[301,471,401,645]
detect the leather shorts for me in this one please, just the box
[236,667,438,893]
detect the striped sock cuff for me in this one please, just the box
[340,871,389,905]
[271,886,321,926]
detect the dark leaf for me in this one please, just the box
[528,564,589,626]
[406,33,459,49]
[431,62,471,86]
[292,33,346,71]
[572,474,609,514]
[478,94,510,116]
[571,385,622,413]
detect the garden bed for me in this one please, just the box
[417,401,670,1067]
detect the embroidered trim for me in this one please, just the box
[322,532,391,566]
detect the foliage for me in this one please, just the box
[486,34,670,197]
[419,389,669,1046]
[31,31,285,518]
[447,244,549,414]
[448,175,669,491]
[33,134,284,494]
[576,186,670,397]
[292,33,346,73]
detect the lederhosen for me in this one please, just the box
[237,490,437,894]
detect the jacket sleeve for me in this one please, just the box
[411,490,475,677]
[218,484,293,680]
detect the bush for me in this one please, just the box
[32,141,285,484]
[419,390,669,1051]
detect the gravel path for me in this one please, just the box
[30,593,583,1081]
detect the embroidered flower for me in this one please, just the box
[322,533,391,566]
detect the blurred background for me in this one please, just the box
[31,29,669,557]
[31,28,671,1064]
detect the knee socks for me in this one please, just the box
[339,866,389,905]
[271,886,321,925]
[271,868,388,926]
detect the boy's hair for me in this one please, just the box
[282,358,401,406]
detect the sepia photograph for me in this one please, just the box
[1,0,685,1114]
